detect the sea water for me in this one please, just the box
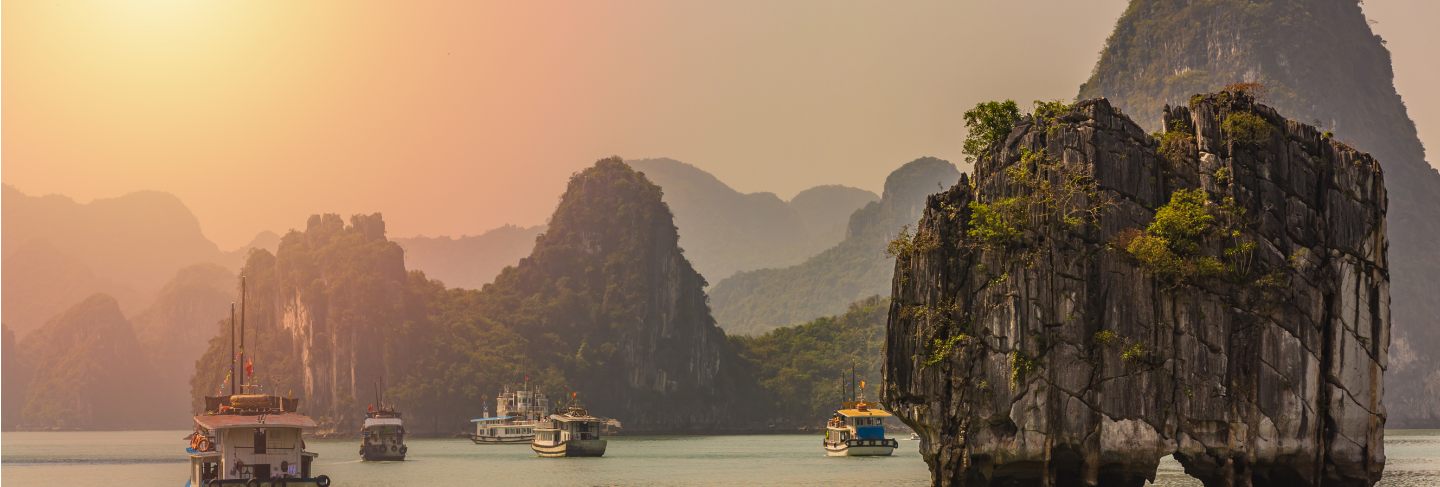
[3,430,1437,486]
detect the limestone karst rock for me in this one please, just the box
[885,93,1387,486]
[1080,0,1436,428]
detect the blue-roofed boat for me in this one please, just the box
[823,375,898,457]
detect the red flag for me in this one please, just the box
[245,357,254,377]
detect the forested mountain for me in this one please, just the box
[730,296,887,429]
[629,158,876,282]
[1,185,226,336]
[2,325,26,430]
[1079,0,1440,427]
[189,213,412,433]
[131,263,236,425]
[394,224,544,289]
[190,158,761,434]
[5,295,165,430]
[708,157,958,335]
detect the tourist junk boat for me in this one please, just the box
[359,403,407,461]
[823,372,899,457]
[187,280,330,486]
[530,394,607,458]
[471,383,551,444]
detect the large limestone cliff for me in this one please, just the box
[885,93,1387,486]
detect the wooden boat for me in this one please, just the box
[531,401,607,458]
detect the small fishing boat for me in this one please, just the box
[531,395,607,458]
[823,372,898,457]
[471,383,550,444]
[360,405,407,461]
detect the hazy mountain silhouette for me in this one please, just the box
[1079,0,1440,427]
[1,185,225,336]
[130,263,236,425]
[6,294,164,430]
[629,158,877,283]
[394,224,545,289]
[708,157,958,335]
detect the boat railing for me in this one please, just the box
[200,475,330,487]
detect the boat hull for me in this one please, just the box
[824,438,898,457]
[360,443,407,461]
[532,439,607,458]
[471,434,534,444]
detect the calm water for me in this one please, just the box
[2,430,1436,486]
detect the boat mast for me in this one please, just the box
[230,302,237,396]
[851,363,856,403]
[239,276,246,392]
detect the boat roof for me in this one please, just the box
[550,413,600,422]
[470,416,515,422]
[194,412,318,430]
[837,408,893,418]
[362,417,404,428]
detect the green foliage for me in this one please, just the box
[1157,129,1194,166]
[1093,330,1120,346]
[887,225,940,260]
[966,198,1024,247]
[962,100,1022,163]
[1147,188,1214,254]
[1121,342,1147,363]
[1008,351,1037,388]
[1032,99,1073,127]
[731,297,888,427]
[1222,112,1273,145]
[923,333,970,368]
[1123,188,1257,283]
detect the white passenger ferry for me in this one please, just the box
[471,383,550,444]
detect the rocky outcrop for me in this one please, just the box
[1080,0,1437,428]
[885,94,1388,486]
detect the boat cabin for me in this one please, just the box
[189,394,327,486]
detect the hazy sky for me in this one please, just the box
[5,1,1436,248]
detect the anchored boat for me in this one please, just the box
[360,405,407,461]
[471,383,550,444]
[187,278,329,486]
[531,396,607,458]
[823,372,898,457]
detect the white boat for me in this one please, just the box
[187,278,330,486]
[471,384,550,444]
[187,394,329,486]
[531,402,608,458]
[360,406,407,461]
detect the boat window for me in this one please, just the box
[254,428,267,454]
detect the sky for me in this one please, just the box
[4,0,1437,248]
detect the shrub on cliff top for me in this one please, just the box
[1222,111,1273,145]
[962,100,1022,163]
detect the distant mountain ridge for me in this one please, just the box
[708,157,958,335]
[1079,0,1440,427]
[628,158,877,283]
[1,184,225,336]
[394,225,545,289]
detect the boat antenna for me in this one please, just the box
[374,380,382,410]
[239,276,246,391]
[840,363,852,400]
[230,302,237,396]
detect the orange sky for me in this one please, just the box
[5,1,1437,248]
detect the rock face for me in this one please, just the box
[709,157,959,335]
[885,94,1388,486]
[190,213,410,433]
[1080,0,1438,428]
